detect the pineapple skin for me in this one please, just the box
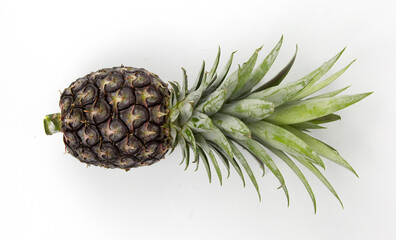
[60,67,171,170]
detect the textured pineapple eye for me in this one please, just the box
[63,131,80,148]
[69,77,88,94]
[84,99,111,124]
[99,118,128,142]
[75,84,98,106]
[106,87,135,110]
[135,86,163,107]
[116,156,139,169]
[119,105,149,130]
[135,122,161,143]
[125,71,151,88]
[77,125,100,147]
[64,108,84,130]
[60,95,73,116]
[116,135,143,155]
[92,143,119,161]
[95,72,124,93]
[138,141,160,160]
[149,105,167,125]
[76,148,97,163]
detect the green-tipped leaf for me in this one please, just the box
[247,76,310,107]
[247,121,324,168]
[268,147,316,212]
[212,113,251,140]
[283,126,358,176]
[308,86,351,100]
[310,114,341,124]
[231,46,262,95]
[238,139,289,204]
[253,45,298,93]
[290,48,346,101]
[205,51,236,94]
[196,134,223,185]
[189,61,205,92]
[197,146,211,183]
[293,155,343,207]
[266,93,373,125]
[235,36,283,97]
[294,60,355,100]
[220,99,274,122]
[230,141,261,200]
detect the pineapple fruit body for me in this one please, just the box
[59,67,170,170]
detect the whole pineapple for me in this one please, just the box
[44,37,371,211]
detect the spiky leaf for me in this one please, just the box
[266,93,372,125]
[211,113,251,140]
[247,121,324,167]
[220,99,274,122]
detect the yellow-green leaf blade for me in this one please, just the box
[196,134,222,185]
[247,121,324,167]
[293,155,343,208]
[230,141,261,200]
[283,126,358,177]
[212,113,251,140]
[266,93,373,125]
[238,139,289,205]
[220,99,274,122]
[268,147,316,213]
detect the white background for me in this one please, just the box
[1,0,395,239]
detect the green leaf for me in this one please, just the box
[181,125,197,160]
[186,111,215,132]
[266,93,373,125]
[308,86,351,100]
[169,82,179,106]
[211,142,246,186]
[179,73,208,124]
[186,111,233,159]
[184,143,191,170]
[197,68,240,115]
[209,142,231,178]
[283,126,358,177]
[230,141,261,200]
[292,155,343,208]
[253,45,298,93]
[247,121,324,167]
[202,127,234,159]
[169,106,180,123]
[177,101,194,125]
[293,60,355,100]
[189,61,205,92]
[196,89,227,115]
[289,48,346,101]
[220,99,274,122]
[178,135,188,165]
[267,147,316,213]
[205,51,236,94]
[169,124,178,154]
[310,114,341,124]
[291,122,326,130]
[207,46,221,84]
[197,146,211,183]
[234,36,283,98]
[211,113,251,140]
[178,68,188,101]
[246,76,310,107]
[238,139,289,205]
[196,134,223,185]
[231,46,262,95]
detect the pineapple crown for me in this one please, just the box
[166,36,372,212]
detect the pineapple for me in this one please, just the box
[44,37,371,211]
